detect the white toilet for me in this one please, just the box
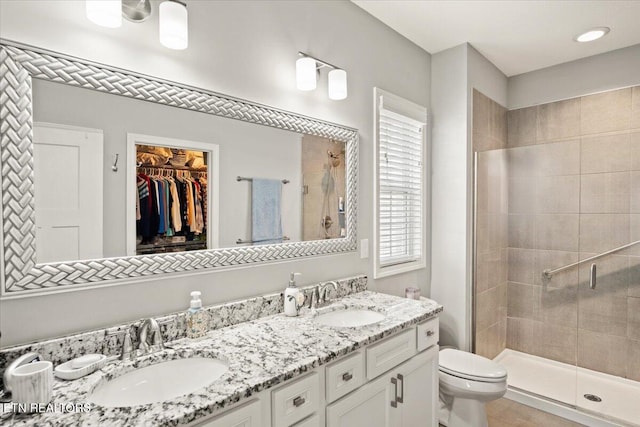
[438,348,507,427]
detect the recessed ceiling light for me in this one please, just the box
[575,27,610,43]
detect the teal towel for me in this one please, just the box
[252,178,283,245]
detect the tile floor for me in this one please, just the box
[485,398,583,427]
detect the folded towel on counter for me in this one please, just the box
[251,178,283,245]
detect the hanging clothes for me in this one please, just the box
[168,177,182,232]
[193,180,204,234]
[137,173,159,243]
[199,177,208,230]
[136,168,208,253]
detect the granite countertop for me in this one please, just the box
[3,291,442,427]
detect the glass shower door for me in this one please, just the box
[573,162,640,424]
[474,138,581,408]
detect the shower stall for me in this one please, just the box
[301,135,346,240]
[472,87,640,426]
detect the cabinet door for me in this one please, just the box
[326,371,401,427]
[396,346,439,427]
[196,399,262,427]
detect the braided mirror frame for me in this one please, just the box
[0,41,358,295]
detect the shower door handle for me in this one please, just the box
[589,263,596,289]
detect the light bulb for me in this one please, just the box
[86,0,122,28]
[296,57,317,91]
[159,0,189,50]
[328,69,347,100]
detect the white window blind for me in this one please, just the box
[375,89,426,275]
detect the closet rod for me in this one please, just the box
[137,164,207,172]
[237,176,289,184]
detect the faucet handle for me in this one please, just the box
[150,327,164,352]
[105,326,137,360]
[122,328,135,360]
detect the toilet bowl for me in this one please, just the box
[438,348,507,427]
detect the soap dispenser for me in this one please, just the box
[284,272,304,317]
[186,291,209,339]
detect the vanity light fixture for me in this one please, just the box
[296,52,348,100]
[86,0,188,50]
[574,27,610,42]
[328,69,348,101]
[122,0,152,23]
[159,0,189,50]
[296,57,318,91]
[86,0,122,28]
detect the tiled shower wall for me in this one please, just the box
[473,90,508,359]
[301,135,346,241]
[505,86,640,380]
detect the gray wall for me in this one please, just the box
[430,43,507,350]
[430,44,470,350]
[508,44,640,109]
[0,0,431,346]
[33,79,303,255]
[468,45,508,108]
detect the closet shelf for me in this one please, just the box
[138,164,207,173]
[136,239,206,255]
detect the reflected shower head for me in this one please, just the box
[328,150,341,167]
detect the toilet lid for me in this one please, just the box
[439,349,507,382]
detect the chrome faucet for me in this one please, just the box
[137,318,164,355]
[307,281,339,309]
[319,281,338,305]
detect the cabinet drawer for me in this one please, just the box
[417,317,439,352]
[325,351,365,403]
[272,372,320,427]
[366,328,417,380]
[196,399,262,427]
[292,414,320,427]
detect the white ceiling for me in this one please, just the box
[351,0,640,76]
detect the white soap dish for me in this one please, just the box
[54,354,107,380]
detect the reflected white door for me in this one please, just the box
[33,123,103,263]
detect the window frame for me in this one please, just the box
[373,88,428,279]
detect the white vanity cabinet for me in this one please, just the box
[326,345,438,427]
[193,318,439,427]
[326,367,401,427]
[392,346,439,427]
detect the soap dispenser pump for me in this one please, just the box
[284,272,304,317]
[186,291,209,340]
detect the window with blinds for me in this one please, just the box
[374,88,427,278]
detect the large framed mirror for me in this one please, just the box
[0,40,358,295]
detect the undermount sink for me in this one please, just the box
[88,357,228,407]
[313,308,386,328]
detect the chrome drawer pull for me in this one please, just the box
[342,372,353,382]
[293,396,305,407]
[397,374,404,404]
[391,377,398,408]
[426,330,435,337]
